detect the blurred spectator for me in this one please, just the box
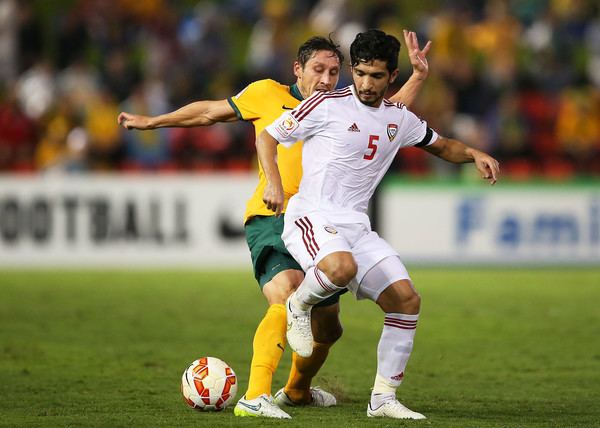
[0,0,17,84]
[57,57,101,112]
[85,89,123,171]
[35,99,73,171]
[15,61,55,120]
[556,86,600,173]
[16,0,43,74]
[0,85,36,171]
[119,80,171,170]
[169,122,234,171]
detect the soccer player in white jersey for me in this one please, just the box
[256,29,500,420]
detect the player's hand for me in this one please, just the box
[263,182,284,216]
[117,112,153,130]
[473,151,500,185]
[403,29,431,80]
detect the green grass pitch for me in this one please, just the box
[1,268,599,427]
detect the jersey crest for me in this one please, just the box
[387,123,398,141]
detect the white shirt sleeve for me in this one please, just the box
[265,92,327,147]
[399,108,439,148]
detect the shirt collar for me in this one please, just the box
[290,83,304,101]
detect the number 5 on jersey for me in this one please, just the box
[364,135,379,160]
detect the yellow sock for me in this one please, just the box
[245,304,287,400]
[284,341,332,404]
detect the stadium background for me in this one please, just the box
[1,1,599,427]
[1,0,599,266]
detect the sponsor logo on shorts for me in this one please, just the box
[324,226,338,234]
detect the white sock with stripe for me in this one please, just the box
[371,313,419,406]
[292,266,345,311]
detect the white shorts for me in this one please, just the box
[282,211,410,301]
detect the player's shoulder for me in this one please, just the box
[383,99,406,110]
[251,79,288,92]
[236,79,287,97]
[322,86,353,98]
[304,86,353,105]
[292,87,353,120]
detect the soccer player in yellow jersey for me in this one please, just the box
[118,30,431,418]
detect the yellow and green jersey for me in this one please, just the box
[228,79,304,223]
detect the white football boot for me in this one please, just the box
[233,394,291,419]
[273,386,337,407]
[285,295,313,358]
[367,399,426,420]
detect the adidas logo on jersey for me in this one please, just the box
[347,123,360,132]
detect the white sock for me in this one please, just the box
[293,266,345,310]
[371,313,419,400]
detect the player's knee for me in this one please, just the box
[404,291,421,314]
[320,253,357,286]
[377,281,421,314]
[262,269,304,305]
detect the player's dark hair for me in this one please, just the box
[297,35,344,68]
[350,29,400,73]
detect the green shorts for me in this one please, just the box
[245,215,344,307]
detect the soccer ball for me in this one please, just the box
[181,357,238,411]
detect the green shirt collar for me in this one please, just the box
[290,83,304,101]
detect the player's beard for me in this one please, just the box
[354,84,388,107]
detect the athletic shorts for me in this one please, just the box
[282,211,410,300]
[245,215,345,306]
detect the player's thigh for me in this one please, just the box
[357,255,411,302]
[245,215,304,304]
[282,212,352,272]
[351,230,401,283]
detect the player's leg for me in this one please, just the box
[283,215,356,357]
[235,216,300,418]
[276,296,342,406]
[244,267,303,401]
[236,215,337,416]
[357,255,426,420]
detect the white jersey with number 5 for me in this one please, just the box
[265,84,438,225]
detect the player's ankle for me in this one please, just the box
[370,392,395,408]
[284,387,312,404]
[291,293,311,312]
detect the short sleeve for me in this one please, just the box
[227,80,271,121]
[265,91,327,147]
[399,108,439,148]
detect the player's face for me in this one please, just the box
[352,60,399,107]
[294,50,341,98]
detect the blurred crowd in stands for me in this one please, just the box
[0,0,599,178]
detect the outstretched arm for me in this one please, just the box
[117,99,238,130]
[256,130,284,215]
[424,137,501,185]
[388,30,432,107]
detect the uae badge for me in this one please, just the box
[387,124,398,141]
